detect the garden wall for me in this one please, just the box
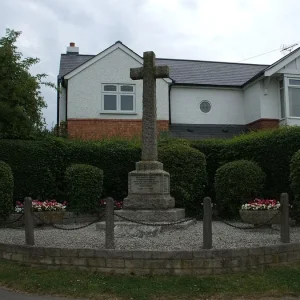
[1,242,300,275]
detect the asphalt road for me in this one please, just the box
[0,288,88,300]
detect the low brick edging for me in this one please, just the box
[1,242,300,275]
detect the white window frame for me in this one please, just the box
[101,84,136,114]
[286,75,300,119]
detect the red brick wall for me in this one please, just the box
[67,119,169,140]
[246,118,279,131]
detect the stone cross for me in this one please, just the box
[130,51,169,161]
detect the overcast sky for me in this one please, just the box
[1,0,300,128]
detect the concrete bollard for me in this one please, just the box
[203,197,212,249]
[24,197,34,245]
[105,197,115,249]
[280,193,290,243]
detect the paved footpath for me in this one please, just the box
[0,288,88,300]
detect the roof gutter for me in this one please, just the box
[242,70,265,88]
[173,82,242,89]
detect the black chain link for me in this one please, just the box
[114,212,194,227]
[32,211,105,231]
[0,213,25,228]
[212,210,281,230]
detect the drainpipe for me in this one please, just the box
[65,80,68,124]
[56,76,62,136]
[168,82,174,125]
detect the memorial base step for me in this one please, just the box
[96,218,196,238]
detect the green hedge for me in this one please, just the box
[65,164,103,214]
[214,160,266,218]
[0,161,14,221]
[0,138,206,216]
[0,139,65,200]
[64,140,140,200]
[159,144,207,216]
[191,126,300,199]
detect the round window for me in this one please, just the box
[200,101,211,113]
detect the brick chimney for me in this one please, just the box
[66,42,79,54]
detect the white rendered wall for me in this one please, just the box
[170,86,244,125]
[260,78,280,119]
[243,82,261,124]
[59,87,66,122]
[67,48,169,120]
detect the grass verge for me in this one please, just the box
[0,259,300,300]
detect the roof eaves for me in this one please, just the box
[173,82,242,88]
[157,57,269,67]
[241,69,266,88]
[264,46,300,71]
[62,41,143,78]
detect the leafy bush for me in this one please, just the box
[159,144,207,216]
[0,161,13,221]
[65,164,104,214]
[290,150,300,219]
[214,160,266,218]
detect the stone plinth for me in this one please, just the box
[115,209,185,222]
[96,219,196,238]
[97,160,196,237]
[123,161,175,209]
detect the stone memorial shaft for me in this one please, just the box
[130,51,169,161]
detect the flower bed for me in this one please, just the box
[15,200,67,213]
[14,200,67,226]
[240,199,281,226]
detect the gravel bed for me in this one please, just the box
[1,221,300,250]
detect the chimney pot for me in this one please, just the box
[66,42,79,54]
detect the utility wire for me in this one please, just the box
[237,47,281,63]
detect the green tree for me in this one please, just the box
[0,28,54,138]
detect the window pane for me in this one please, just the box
[103,95,117,110]
[289,79,300,86]
[120,95,134,111]
[280,89,285,118]
[289,87,300,117]
[120,85,134,92]
[103,85,117,92]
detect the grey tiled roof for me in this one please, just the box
[59,54,94,77]
[156,59,267,86]
[59,54,268,86]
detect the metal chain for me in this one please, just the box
[212,210,281,230]
[32,211,105,231]
[114,212,194,227]
[0,213,25,228]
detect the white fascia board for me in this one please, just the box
[265,48,300,77]
[64,43,143,80]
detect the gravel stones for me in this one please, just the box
[0,222,299,250]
